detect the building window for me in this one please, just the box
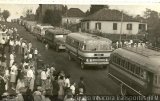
[95,23,101,30]
[87,22,89,29]
[127,23,132,30]
[139,24,146,31]
[113,23,117,30]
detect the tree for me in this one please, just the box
[2,10,10,22]
[23,9,33,17]
[43,9,62,26]
[89,5,109,15]
[143,8,160,46]
[62,5,68,14]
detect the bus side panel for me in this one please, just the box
[109,64,148,95]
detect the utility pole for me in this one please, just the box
[119,11,123,47]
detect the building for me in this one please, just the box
[62,8,85,25]
[36,4,64,22]
[81,8,147,35]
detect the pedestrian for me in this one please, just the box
[34,48,38,60]
[10,62,18,89]
[70,82,76,95]
[52,76,59,101]
[16,76,25,93]
[58,76,65,100]
[64,92,75,101]
[1,38,6,55]
[10,52,15,67]
[45,76,52,90]
[27,66,34,88]
[29,66,35,91]
[65,74,71,92]
[23,88,34,101]
[9,38,14,52]
[15,38,21,54]
[21,41,26,56]
[4,67,9,90]
[41,68,47,90]
[76,77,86,95]
[0,73,6,100]
[1,54,7,70]
[33,86,43,101]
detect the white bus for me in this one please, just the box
[33,24,54,42]
[65,33,113,69]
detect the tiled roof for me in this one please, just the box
[64,8,85,17]
[82,8,139,22]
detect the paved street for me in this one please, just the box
[5,22,120,95]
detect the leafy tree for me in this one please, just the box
[43,9,62,26]
[2,10,10,22]
[62,5,68,14]
[89,5,109,15]
[85,10,90,16]
[143,8,160,46]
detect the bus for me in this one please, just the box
[33,25,54,42]
[109,47,160,95]
[44,28,71,51]
[65,33,112,69]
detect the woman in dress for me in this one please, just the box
[10,62,18,89]
[58,76,65,100]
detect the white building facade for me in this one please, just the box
[81,21,147,35]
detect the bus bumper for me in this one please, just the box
[84,61,109,65]
[59,45,66,50]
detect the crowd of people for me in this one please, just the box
[0,24,87,101]
[112,39,148,49]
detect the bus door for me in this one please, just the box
[147,71,153,94]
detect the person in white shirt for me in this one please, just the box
[65,75,71,88]
[70,82,76,95]
[10,52,15,67]
[15,39,21,54]
[34,48,38,60]
[10,62,18,89]
[9,39,14,52]
[27,66,34,88]
[41,69,47,89]
[21,41,26,55]
[4,68,10,90]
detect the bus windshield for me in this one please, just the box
[82,41,112,51]
[55,35,65,38]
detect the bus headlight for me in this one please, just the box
[90,59,93,62]
[86,59,89,62]
[105,59,108,61]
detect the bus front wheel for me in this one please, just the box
[121,84,127,96]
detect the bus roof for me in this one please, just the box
[35,25,54,29]
[67,33,112,43]
[113,47,160,74]
[46,28,71,35]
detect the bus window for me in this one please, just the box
[135,66,140,75]
[140,69,147,79]
[131,64,135,73]
[117,57,120,65]
[121,59,125,67]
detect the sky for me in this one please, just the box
[0,4,160,21]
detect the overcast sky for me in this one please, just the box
[0,4,160,21]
